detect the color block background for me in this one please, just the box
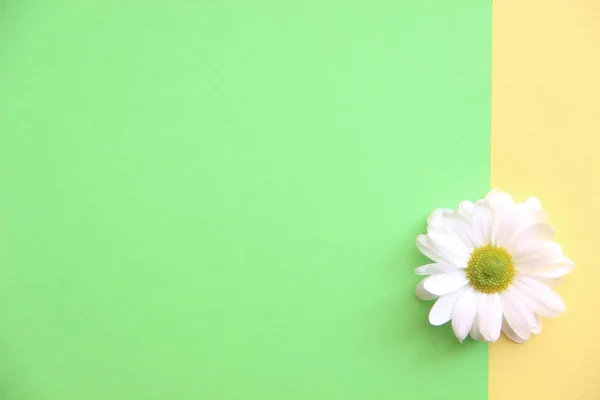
[2,0,597,398]
[0,1,490,399]
[490,0,600,399]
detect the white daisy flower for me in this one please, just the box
[415,189,574,343]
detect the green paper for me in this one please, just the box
[0,1,491,399]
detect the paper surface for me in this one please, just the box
[0,1,491,399]
[491,1,600,399]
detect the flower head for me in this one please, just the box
[415,189,574,343]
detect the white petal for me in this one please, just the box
[427,231,471,268]
[416,235,445,264]
[509,223,555,250]
[522,265,573,279]
[513,276,566,317]
[520,254,574,279]
[416,279,438,301]
[415,263,458,276]
[427,209,475,250]
[486,190,516,245]
[493,204,548,249]
[496,197,548,250]
[554,254,575,266]
[426,208,448,233]
[485,188,499,201]
[501,317,525,344]
[451,287,479,342]
[423,271,469,296]
[538,277,566,287]
[471,200,493,247]
[485,189,515,212]
[500,287,536,341]
[523,200,548,225]
[477,293,503,342]
[417,234,468,266]
[529,209,547,223]
[429,287,467,326]
[493,205,531,247]
[524,196,542,210]
[470,315,485,341]
[459,200,475,221]
[514,242,564,270]
[532,315,543,335]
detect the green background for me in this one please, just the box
[0,1,491,399]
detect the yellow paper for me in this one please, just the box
[491,0,600,398]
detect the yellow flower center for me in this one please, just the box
[466,245,515,294]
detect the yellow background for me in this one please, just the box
[491,0,600,399]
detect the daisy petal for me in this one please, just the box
[514,241,563,270]
[524,196,542,210]
[477,293,503,342]
[522,266,573,279]
[459,200,475,221]
[415,263,458,276]
[417,235,446,264]
[429,287,467,326]
[426,208,448,233]
[423,271,469,296]
[485,189,515,212]
[417,234,468,266]
[522,255,574,279]
[509,223,555,249]
[523,197,547,223]
[493,206,527,247]
[427,231,471,268]
[513,276,566,317]
[429,210,475,250]
[538,277,566,287]
[500,287,536,341]
[555,255,576,266]
[487,190,516,245]
[501,317,525,344]
[452,287,479,343]
[532,315,543,335]
[416,279,438,301]
[529,209,547,224]
[470,315,484,341]
[471,200,493,247]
